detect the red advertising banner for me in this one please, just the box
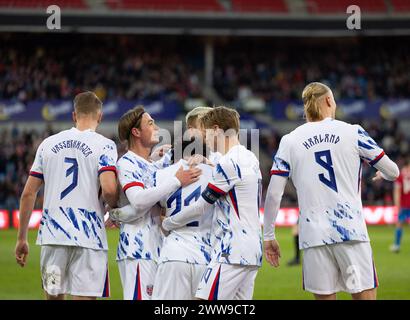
[12,210,43,229]
[0,210,9,229]
[1,206,400,230]
[259,206,399,226]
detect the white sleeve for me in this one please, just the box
[118,158,181,218]
[125,177,181,213]
[356,125,399,181]
[111,204,140,223]
[263,175,288,241]
[97,140,118,176]
[373,154,400,181]
[270,134,291,178]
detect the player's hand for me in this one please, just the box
[150,144,172,161]
[105,217,120,228]
[264,240,281,268]
[187,154,214,167]
[187,154,205,166]
[109,207,123,224]
[372,171,384,182]
[175,166,201,187]
[15,240,29,267]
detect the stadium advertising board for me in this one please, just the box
[12,210,43,229]
[269,99,410,120]
[0,210,9,229]
[2,206,399,229]
[2,99,410,122]
[258,206,399,226]
[0,99,181,121]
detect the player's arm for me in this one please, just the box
[263,175,287,241]
[163,160,239,231]
[162,185,215,231]
[372,155,400,181]
[263,175,287,268]
[98,140,119,208]
[264,135,292,267]
[120,166,201,221]
[15,176,43,267]
[99,171,119,209]
[394,177,402,209]
[357,125,399,181]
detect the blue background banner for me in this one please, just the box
[1,99,410,122]
[269,99,410,120]
[0,99,182,122]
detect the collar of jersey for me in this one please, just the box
[72,127,94,133]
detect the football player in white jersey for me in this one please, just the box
[110,106,219,300]
[15,92,119,300]
[185,107,222,166]
[151,140,214,300]
[162,107,263,300]
[113,106,201,300]
[263,82,399,300]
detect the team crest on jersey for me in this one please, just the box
[146,284,154,296]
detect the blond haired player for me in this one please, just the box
[185,106,222,165]
[15,92,118,300]
[113,106,201,300]
[162,106,263,300]
[263,82,399,300]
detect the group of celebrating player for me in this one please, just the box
[15,82,400,300]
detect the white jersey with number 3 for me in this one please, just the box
[271,118,385,249]
[31,127,118,251]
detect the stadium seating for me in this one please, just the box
[306,0,387,13]
[106,0,224,12]
[391,0,410,12]
[0,0,87,8]
[231,0,288,13]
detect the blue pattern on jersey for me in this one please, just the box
[273,156,290,172]
[230,159,242,179]
[216,164,230,185]
[358,140,374,150]
[333,203,354,220]
[122,156,135,164]
[82,220,90,238]
[60,207,80,231]
[49,217,71,239]
[99,154,112,167]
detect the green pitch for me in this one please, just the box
[1,226,409,300]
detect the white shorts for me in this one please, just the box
[303,241,379,295]
[195,261,258,300]
[152,261,206,300]
[118,258,157,300]
[40,245,109,298]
